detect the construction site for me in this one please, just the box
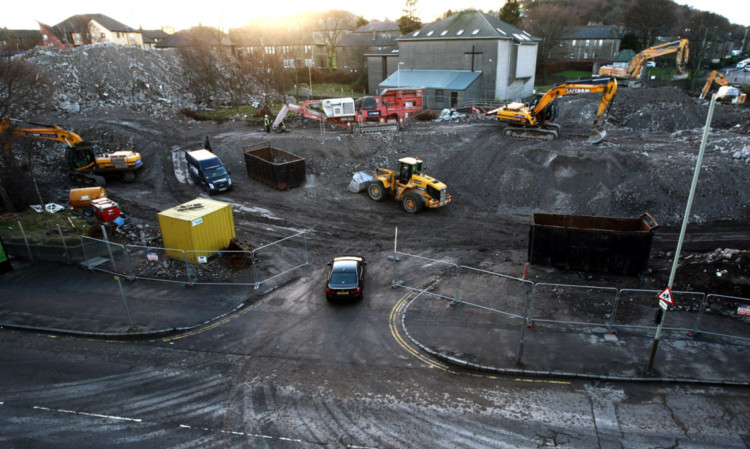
[1,42,750,297]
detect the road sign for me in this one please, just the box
[658,287,674,305]
[659,299,669,310]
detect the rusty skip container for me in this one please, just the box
[69,187,107,209]
[528,213,658,276]
[157,198,236,264]
[243,141,305,190]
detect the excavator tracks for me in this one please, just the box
[503,126,558,141]
[355,123,400,134]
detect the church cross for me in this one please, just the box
[464,45,483,72]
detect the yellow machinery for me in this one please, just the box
[699,70,746,104]
[1,118,142,185]
[494,77,617,143]
[599,39,689,87]
[367,157,451,213]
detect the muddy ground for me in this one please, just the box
[4,89,749,298]
[3,44,750,296]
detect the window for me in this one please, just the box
[472,29,480,35]
[283,59,295,68]
[456,29,464,36]
[101,33,105,39]
[116,32,121,38]
[440,30,448,36]
[572,40,576,46]
[412,31,420,36]
[426,30,434,36]
[435,89,444,102]
[585,40,590,47]
[496,28,507,35]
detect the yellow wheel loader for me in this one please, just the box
[367,157,451,213]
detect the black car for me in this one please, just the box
[326,255,366,301]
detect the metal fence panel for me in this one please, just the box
[185,249,257,286]
[614,289,705,335]
[694,294,750,341]
[251,232,308,288]
[126,245,190,284]
[81,236,132,277]
[529,283,618,327]
[392,251,459,302]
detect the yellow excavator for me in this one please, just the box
[367,157,451,213]
[699,70,746,104]
[493,77,617,144]
[1,118,142,185]
[599,39,689,88]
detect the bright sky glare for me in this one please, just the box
[2,0,748,31]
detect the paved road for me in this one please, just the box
[2,259,750,448]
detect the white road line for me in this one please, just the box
[33,405,142,422]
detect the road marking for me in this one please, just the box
[33,405,142,422]
[389,280,569,384]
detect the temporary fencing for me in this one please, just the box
[392,248,750,348]
[10,231,308,288]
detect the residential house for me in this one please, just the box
[339,21,400,73]
[552,26,621,65]
[155,27,231,49]
[42,14,143,49]
[375,10,539,108]
[141,29,172,50]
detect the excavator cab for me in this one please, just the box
[398,157,422,184]
[67,142,97,171]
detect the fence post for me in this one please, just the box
[18,221,33,261]
[57,224,70,264]
[101,225,118,273]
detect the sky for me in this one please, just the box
[2,0,748,31]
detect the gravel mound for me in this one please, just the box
[23,43,192,116]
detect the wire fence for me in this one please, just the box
[6,231,309,289]
[391,250,750,345]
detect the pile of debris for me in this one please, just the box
[22,43,193,116]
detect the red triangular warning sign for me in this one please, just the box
[658,287,674,305]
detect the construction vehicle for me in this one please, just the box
[492,77,618,143]
[367,157,451,213]
[699,70,746,104]
[598,39,689,88]
[0,118,142,185]
[272,88,423,133]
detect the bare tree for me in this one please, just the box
[679,10,732,89]
[317,10,356,70]
[0,58,53,120]
[524,1,576,84]
[625,0,677,48]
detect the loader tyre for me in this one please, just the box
[368,181,386,201]
[403,193,424,213]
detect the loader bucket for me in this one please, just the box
[588,129,607,145]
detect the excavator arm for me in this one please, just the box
[627,39,689,79]
[1,118,96,171]
[534,77,617,142]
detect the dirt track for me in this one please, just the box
[8,89,746,297]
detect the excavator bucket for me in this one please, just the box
[588,129,607,145]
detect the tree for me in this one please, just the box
[620,31,642,52]
[398,0,423,35]
[679,10,732,88]
[524,1,576,84]
[318,10,356,70]
[499,0,522,28]
[624,0,676,48]
[0,58,53,120]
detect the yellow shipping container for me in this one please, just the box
[157,198,236,264]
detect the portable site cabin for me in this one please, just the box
[157,198,235,264]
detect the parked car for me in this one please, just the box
[326,255,366,301]
[646,61,656,68]
[737,60,749,69]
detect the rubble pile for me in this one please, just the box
[23,43,192,116]
[557,86,749,133]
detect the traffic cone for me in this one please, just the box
[523,262,529,280]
